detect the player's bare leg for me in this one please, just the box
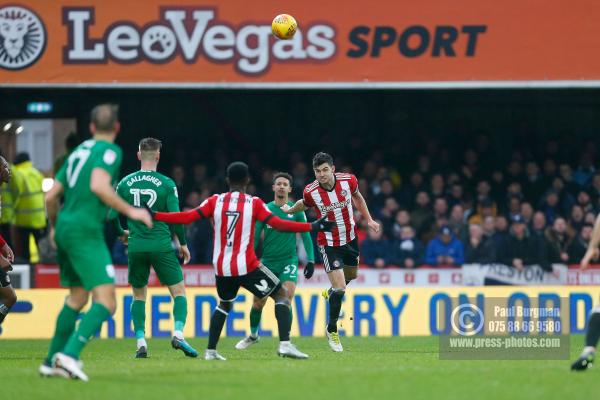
[325,269,346,352]
[131,286,148,358]
[322,266,357,298]
[269,285,307,359]
[167,282,197,357]
[236,295,268,349]
[40,287,88,379]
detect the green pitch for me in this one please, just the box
[1,336,599,400]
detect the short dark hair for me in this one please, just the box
[227,161,250,185]
[312,152,333,168]
[91,103,119,132]
[273,172,292,185]
[139,137,162,152]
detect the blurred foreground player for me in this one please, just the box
[149,161,334,360]
[40,104,152,381]
[572,212,600,371]
[0,156,16,327]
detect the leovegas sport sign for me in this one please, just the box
[1,0,600,86]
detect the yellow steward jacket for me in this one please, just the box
[0,164,22,224]
[14,161,46,229]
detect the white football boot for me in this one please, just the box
[204,349,227,361]
[53,353,89,382]
[277,342,309,359]
[235,335,260,350]
[326,329,344,352]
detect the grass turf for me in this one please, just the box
[1,336,599,400]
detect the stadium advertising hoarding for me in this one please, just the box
[2,286,599,338]
[33,264,577,289]
[1,0,599,86]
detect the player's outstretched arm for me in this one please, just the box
[151,207,205,225]
[266,215,335,233]
[91,168,152,228]
[352,190,380,233]
[281,198,307,214]
[581,214,600,269]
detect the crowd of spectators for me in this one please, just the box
[110,136,600,270]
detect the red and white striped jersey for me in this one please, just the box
[195,191,273,277]
[303,173,358,247]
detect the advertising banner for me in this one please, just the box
[1,1,600,86]
[2,286,599,338]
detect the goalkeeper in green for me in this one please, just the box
[235,172,315,349]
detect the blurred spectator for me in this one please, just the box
[573,153,596,187]
[171,165,187,207]
[585,211,596,225]
[506,195,522,221]
[475,180,492,204]
[400,172,425,208]
[391,226,424,269]
[448,182,465,208]
[506,160,524,187]
[468,198,496,225]
[433,197,448,221]
[531,211,547,241]
[448,204,468,241]
[542,159,558,187]
[539,190,561,224]
[465,224,496,264]
[425,226,464,266]
[520,202,534,225]
[551,176,575,214]
[14,152,46,262]
[524,161,545,202]
[589,173,600,204]
[411,191,433,238]
[461,149,481,185]
[544,217,572,264]
[391,209,411,240]
[372,178,396,210]
[498,214,546,270]
[378,197,400,238]
[361,221,390,268]
[568,204,585,234]
[482,216,496,240]
[493,215,510,248]
[430,174,445,198]
[568,223,593,264]
[558,163,580,195]
[576,190,595,214]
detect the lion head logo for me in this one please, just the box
[0,6,46,70]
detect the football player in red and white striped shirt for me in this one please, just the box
[149,161,334,360]
[282,152,379,352]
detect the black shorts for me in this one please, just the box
[0,268,11,288]
[318,238,360,272]
[215,264,282,301]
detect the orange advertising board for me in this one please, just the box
[0,0,598,86]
